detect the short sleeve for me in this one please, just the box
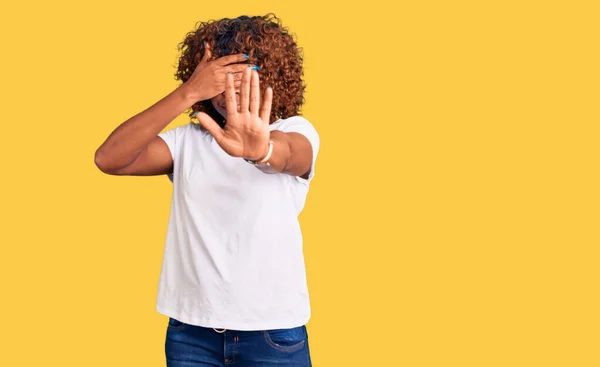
[271,116,320,183]
[157,123,189,182]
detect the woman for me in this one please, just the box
[94,14,319,367]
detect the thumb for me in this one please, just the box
[196,112,224,141]
[201,41,212,63]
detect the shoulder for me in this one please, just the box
[157,122,208,161]
[158,121,196,139]
[158,122,207,143]
[270,115,317,133]
[270,116,320,149]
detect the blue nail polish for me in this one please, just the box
[192,111,199,117]
[252,65,259,70]
[243,54,249,59]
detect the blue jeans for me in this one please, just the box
[165,317,313,366]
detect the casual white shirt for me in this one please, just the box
[156,115,320,330]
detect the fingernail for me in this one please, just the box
[247,64,252,68]
[268,86,272,89]
[252,65,260,70]
[192,111,199,117]
[203,41,207,47]
[226,71,231,74]
[243,54,249,59]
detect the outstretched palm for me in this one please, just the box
[196,67,273,161]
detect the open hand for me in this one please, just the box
[196,66,273,160]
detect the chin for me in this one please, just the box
[215,108,226,117]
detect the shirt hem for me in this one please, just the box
[156,304,311,331]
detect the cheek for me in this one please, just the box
[210,96,221,108]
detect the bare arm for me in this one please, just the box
[257,130,313,179]
[197,69,318,180]
[94,50,250,176]
[94,85,195,175]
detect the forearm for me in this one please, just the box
[94,84,196,171]
[256,130,290,173]
[255,131,311,178]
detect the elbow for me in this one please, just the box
[94,149,116,174]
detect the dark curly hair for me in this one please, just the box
[174,13,305,128]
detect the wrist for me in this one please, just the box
[245,140,274,165]
[256,140,272,162]
[179,82,206,105]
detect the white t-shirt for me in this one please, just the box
[156,115,320,331]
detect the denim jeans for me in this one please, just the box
[165,317,313,367]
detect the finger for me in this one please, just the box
[221,71,244,85]
[230,72,243,83]
[196,111,224,141]
[201,41,212,63]
[250,69,261,116]
[225,64,257,73]
[259,86,273,124]
[239,66,251,113]
[234,80,242,91]
[216,53,249,66]
[221,78,242,89]
[224,72,237,117]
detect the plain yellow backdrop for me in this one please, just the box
[1,0,598,366]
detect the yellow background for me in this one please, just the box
[1,0,598,366]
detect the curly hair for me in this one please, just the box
[174,13,305,128]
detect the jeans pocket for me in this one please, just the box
[167,317,187,331]
[263,326,306,352]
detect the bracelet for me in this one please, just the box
[244,140,274,166]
